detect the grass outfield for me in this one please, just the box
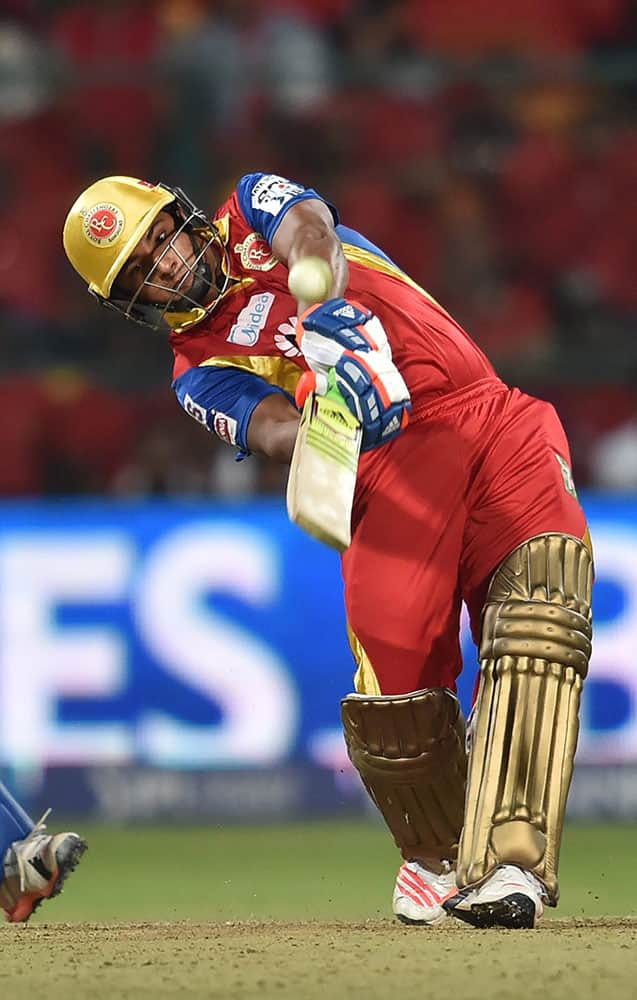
[25,820,637,923]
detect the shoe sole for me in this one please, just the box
[395,912,448,927]
[29,835,88,919]
[51,836,88,899]
[444,892,537,929]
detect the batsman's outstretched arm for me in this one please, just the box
[247,393,300,463]
[272,200,349,310]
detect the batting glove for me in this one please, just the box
[297,298,391,368]
[296,299,411,451]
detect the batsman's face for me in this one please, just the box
[116,209,219,306]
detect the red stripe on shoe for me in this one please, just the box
[400,870,442,905]
[397,867,433,907]
[396,881,432,909]
[397,874,435,908]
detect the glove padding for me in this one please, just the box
[296,298,411,451]
[298,298,391,368]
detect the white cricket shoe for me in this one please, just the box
[393,860,457,926]
[0,810,87,923]
[443,864,547,929]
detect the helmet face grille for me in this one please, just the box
[105,189,230,334]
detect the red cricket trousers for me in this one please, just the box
[341,379,588,695]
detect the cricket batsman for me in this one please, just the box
[62,172,593,929]
[0,781,86,921]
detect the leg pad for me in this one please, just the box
[457,533,593,904]
[341,688,466,870]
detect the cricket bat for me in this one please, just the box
[286,380,362,552]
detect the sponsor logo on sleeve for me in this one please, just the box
[227,292,275,346]
[251,175,304,216]
[213,412,238,445]
[234,233,277,271]
[183,393,208,425]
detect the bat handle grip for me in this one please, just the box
[295,369,358,422]
[295,370,317,410]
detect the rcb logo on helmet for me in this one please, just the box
[82,203,125,247]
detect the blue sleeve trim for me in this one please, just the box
[335,224,398,268]
[236,172,338,244]
[172,365,289,456]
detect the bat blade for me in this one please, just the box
[286,389,362,551]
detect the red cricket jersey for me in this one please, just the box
[170,172,500,452]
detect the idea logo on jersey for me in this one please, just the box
[227,292,275,346]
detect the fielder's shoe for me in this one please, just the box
[393,860,457,926]
[443,864,546,929]
[0,810,88,923]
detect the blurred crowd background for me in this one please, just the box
[1,0,636,499]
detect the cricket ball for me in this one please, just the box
[288,257,333,304]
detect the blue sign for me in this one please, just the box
[0,493,635,810]
[0,499,353,776]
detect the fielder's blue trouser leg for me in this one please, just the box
[0,782,34,885]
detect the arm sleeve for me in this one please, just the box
[236,172,339,244]
[172,364,292,458]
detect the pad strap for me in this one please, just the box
[341,688,466,870]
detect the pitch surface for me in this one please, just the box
[4,918,637,999]
[1,822,635,998]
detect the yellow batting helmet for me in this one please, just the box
[63,176,174,300]
[62,176,230,333]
